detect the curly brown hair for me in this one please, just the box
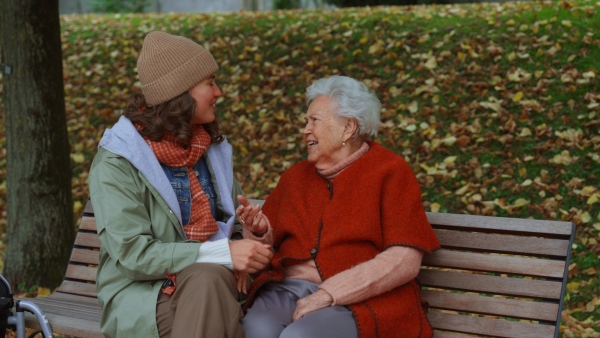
[123,92,224,147]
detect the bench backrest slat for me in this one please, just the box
[435,229,570,257]
[418,269,563,299]
[422,289,559,321]
[57,280,97,298]
[427,310,557,337]
[422,248,566,278]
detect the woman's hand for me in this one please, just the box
[233,270,249,294]
[229,239,272,273]
[292,289,333,321]
[236,195,270,236]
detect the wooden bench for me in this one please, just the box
[22,199,575,338]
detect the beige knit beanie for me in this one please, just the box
[137,31,218,105]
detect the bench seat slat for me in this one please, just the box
[418,269,563,299]
[46,291,100,305]
[24,311,102,338]
[422,289,559,321]
[427,310,556,337]
[422,249,566,278]
[28,298,101,318]
[426,212,573,237]
[435,229,570,257]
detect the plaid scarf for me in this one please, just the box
[140,124,219,295]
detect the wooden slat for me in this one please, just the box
[24,311,102,338]
[78,216,97,231]
[29,298,101,318]
[435,229,570,257]
[74,232,101,248]
[418,269,563,299]
[57,281,97,297]
[427,310,556,337]
[84,200,94,214]
[422,249,566,278]
[70,248,100,265]
[433,331,481,338]
[422,289,559,321]
[426,212,573,237]
[46,292,101,307]
[64,265,97,282]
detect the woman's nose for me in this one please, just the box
[214,84,223,98]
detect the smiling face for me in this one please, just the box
[189,74,222,125]
[302,96,355,171]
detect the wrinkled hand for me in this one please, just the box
[233,270,250,294]
[293,289,333,321]
[229,239,272,273]
[236,195,270,236]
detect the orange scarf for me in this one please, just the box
[142,125,219,295]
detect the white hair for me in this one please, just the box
[306,75,381,139]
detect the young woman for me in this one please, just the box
[89,31,272,338]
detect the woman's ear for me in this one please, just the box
[343,118,358,140]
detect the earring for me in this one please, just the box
[342,141,346,146]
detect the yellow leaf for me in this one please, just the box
[566,281,580,292]
[442,136,457,146]
[359,37,368,44]
[521,179,533,186]
[408,101,418,114]
[582,211,592,223]
[455,183,470,196]
[513,198,530,207]
[424,57,437,70]
[71,153,85,164]
[430,202,441,212]
[520,127,532,137]
[507,51,516,61]
[37,287,51,298]
[443,156,457,165]
[585,193,599,205]
[513,91,524,102]
[73,201,84,214]
[562,20,572,27]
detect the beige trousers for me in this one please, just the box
[156,263,245,338]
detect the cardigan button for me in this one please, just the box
[310,248,317,256]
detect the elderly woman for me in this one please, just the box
[236,75,440,338]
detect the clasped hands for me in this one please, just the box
[231,195,272,294]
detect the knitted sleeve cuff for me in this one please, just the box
[195,238,233,270]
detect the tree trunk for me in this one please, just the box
[0,0,74,290]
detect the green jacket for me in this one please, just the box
[89,117,242,337]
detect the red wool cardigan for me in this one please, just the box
[246,142,440,338]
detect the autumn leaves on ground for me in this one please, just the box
[0,0,598,335]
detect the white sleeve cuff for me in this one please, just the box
[195,238,233,270]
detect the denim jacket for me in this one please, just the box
[160,156,219,225]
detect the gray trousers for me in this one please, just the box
[242,278,359,338]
